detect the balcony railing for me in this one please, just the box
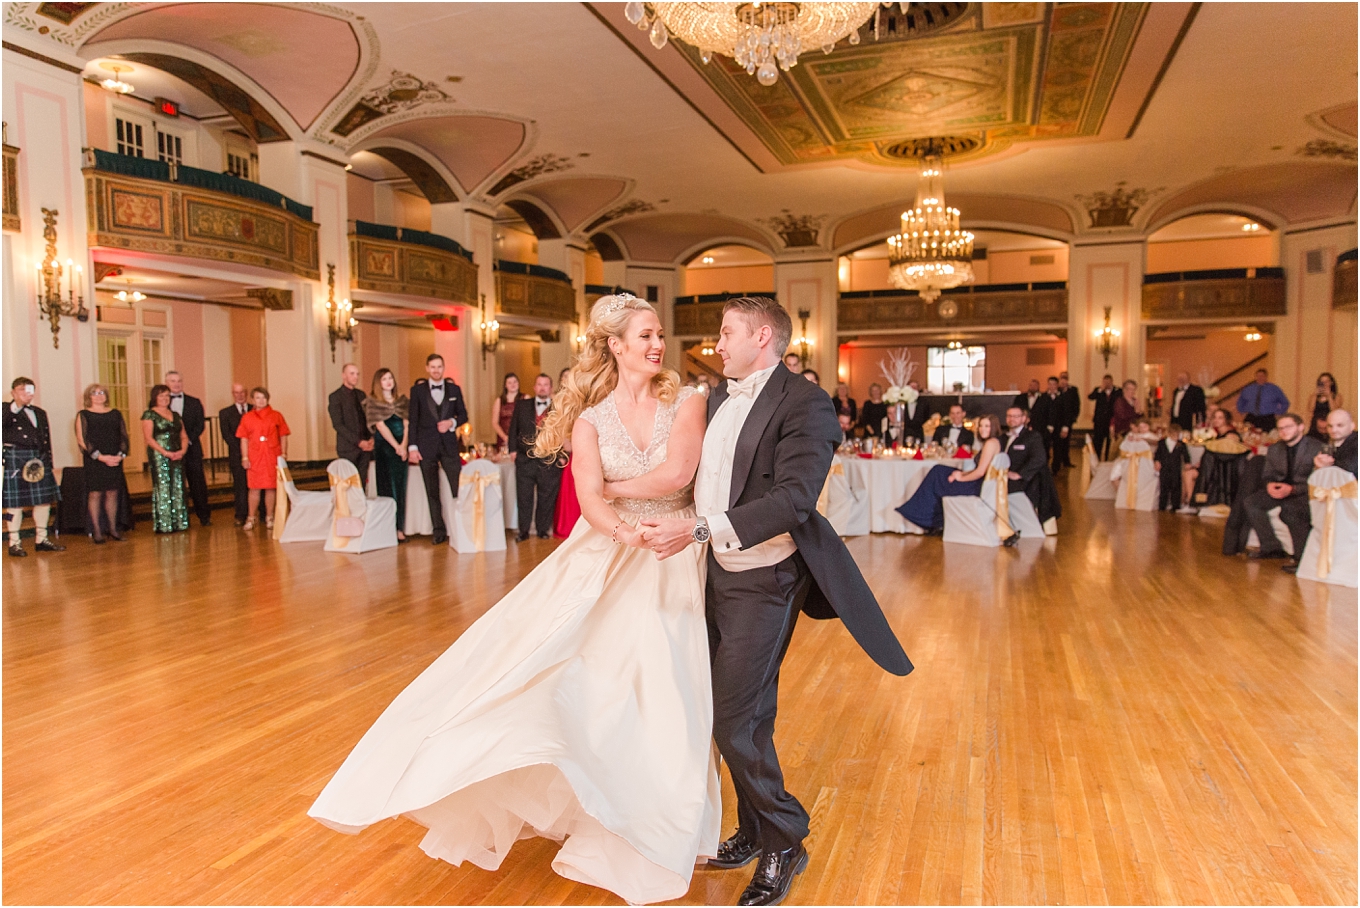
[838,282,1068,334]
[1142,268,1286,320]
[495,259,575,322]
[350,221,478,305]
[673,291,775,336]
[84,149,319,280]
[1335,250,1357,310]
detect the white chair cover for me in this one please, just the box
[276,456,333,543]
[1296,467,1357,587]
[499,458,518,531]
[324,459,398,554]
[1008,492,1046,539]
[817,459,867,537]
[1085,461,1117,500]
[402,463,457,537]
[943,452,1013,548]
[1245,506,1295,555]
[1113,439,1157,511]
[452,459,507,552]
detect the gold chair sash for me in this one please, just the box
[1080,437,1094,497]
[817,461,846,519]
[329,472,363,549]
[1119,449,1153,508]
[1204,437,1250,455]
[459,470,502,551]
[1311,480,1358,579]
[272,464,290,540]
[986,465,1013,540]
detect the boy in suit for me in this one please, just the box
[1154,424,1190,511]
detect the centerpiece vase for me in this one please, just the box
[888,402,906,446]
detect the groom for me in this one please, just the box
[643,296,913,906]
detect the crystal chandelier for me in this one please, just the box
[624,2,879,86]
[887,148,974,304]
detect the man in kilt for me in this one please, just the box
[5,377,65,556]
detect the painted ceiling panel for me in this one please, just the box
[367,116,526,195]
[521,178,629,233]
[609,214,772,263]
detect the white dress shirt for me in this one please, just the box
[535,397,550,416]
[948,425,962,446]
[694,364,797,572]
[170,393,184,415]
[1027,392,1039,409]
[1172,386,1187,418]
[429,382,445,406]
[11,402,36,427]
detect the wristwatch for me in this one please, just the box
[692,517,711,543]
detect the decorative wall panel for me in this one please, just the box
[496,271,576,323]
[1334,259,1357,310]
[3,141,19,232]
[837,287,1068,333]
[1141,277,1287,321]
[350,235,478,305]
[674,302,726,336]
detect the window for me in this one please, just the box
[156,131,183,166]
[115,117,145,157]
[141,336,163,408]
[98,334,130,418]
[927,345,986,393]
[226,152,251,180]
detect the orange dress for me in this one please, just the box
[236,406,290,489]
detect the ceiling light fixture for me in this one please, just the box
[99,63,135,95]
[624,2,878,86]
[886,142,974,303]
[113,279,145,305]
[701,255,715,264]
[1244,329,1263,342]
[1242,222,1261,232]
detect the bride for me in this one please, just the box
[309,293,719,905]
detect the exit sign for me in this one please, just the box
[155,97,180,117]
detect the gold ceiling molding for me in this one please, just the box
[759,211,826,248]
[331,70,450,138]
[670,2,1147,167]
[1074,183,1162,230]
[489,153,577,197]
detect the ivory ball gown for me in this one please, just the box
[309,387,719,905]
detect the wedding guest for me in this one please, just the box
[4,377,65,556]
[1308,415,1331,443]
[782,352,802,373]
[218,383,258,526]
[1052,372,1079,473]
[902,380,926,442]
[491,372,521,453]
[858,383,889,438]
[1314,408,1357,474]
[1312,372,1343,430]
[1169,371,1208,431]
[408,354,468,546]
[1155,423,1190,512]
[328,363,373,476]
[236,387,289,532]
[1236,368,1288,431]
[898,413,1016,543]
[365,368,410,542]
[1184,408,1244,510]
[1243,413,1321,572]
[1003,405,1062,527]
[802,369,820,385]
[838,412,855,445]
[1030,376,1061,462]
[833,383,857,422]
[142,384,190,535]
[165,371,211,526]
[1111,379,1141,439]
[509,373,562,541]
[931,404,975,449]
[76,383,128,543]
[1087,374,1117,459]
[551,368,580,537]
[1011,379,1041,414]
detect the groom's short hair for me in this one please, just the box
[723,296,792,354]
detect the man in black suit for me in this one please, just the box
[1244,413,1323,572]
[1029,376,1061,467]
[1010,379,1041,414]
[1003,405,1062,526]
[931,403,975,449]
[408,353,468,545]
[1315,408,1357,475]
[508,373,562,541]
[328,363,373,478]
[640,297,911,908]
[1168,372,1208,431]
[218,383,257,526]
[1054,372,1080,470]
[901,380,927,443]
[165,371,211,526]
[1087,374,1117,460]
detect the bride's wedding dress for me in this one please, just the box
[309,386,719,905]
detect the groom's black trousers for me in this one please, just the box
[706,548,812,852]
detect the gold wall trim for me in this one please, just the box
[496,270,575,323]
[1141,276,1286,321]
[3,142,19,232]
[84,170,319,280]
[838,287,1069,334]
[674,301,727,337]
[350,234,478,305]
[1334,259,1357,310]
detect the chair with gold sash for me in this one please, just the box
[1084,435,1118,501]
[943,451,1016,547]
[275,455,333,543]
[452,458,506,552]
[324,459,398,554]
[1112,438,1157,511]
[1296,467,1357,588]
[816,457,867,537]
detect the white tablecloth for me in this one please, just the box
[398,460,519,536]
[835,454,974,535]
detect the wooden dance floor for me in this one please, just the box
[4,481,1356,905]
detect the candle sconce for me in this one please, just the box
[34,208,87,348]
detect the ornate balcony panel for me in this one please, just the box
[350,235,478,305]
[497,269,575,323]
[1142,271,1286,321]
[838,285,1068,334]
[3,141,19,232]
[84,170,319,280]
[1334,254,1356,310]
[674,302,726,336]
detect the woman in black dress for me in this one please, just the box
[75,383,128,543]
[858,382,889,437]
[1312,372,1343,436]
[833,382,857,422]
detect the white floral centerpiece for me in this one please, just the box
[879,349,919,405]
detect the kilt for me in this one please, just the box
[3,446,60,508]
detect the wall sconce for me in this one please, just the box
[700,338,716,357]
[573,317,587,355]
[479,293,499,365]
[1094,305,1121,367]
[34,208,87,349]
[324,263,356,361]
[1244,328,1263,342]
[795,308,813,366]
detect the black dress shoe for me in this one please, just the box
[516,533,530,543]
[8,544,26,557]
[738,843,807,906]
[1003,531,1021,547]
[432,532,448,546]
[925,526,944,537]
[200,517,212,527]
[1282,561,1300,575]
[92,535,106,545]
[109,532,125,541]
[707,829,759,870]
[537,533,552,540]
[35,539,65,552]
[1248,549,1288,560]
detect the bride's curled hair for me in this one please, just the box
[532,293,680,461]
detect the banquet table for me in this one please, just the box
[833,453,975,536]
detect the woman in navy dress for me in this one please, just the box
[898,413,1011,540]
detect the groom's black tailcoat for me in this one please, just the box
[705,363,911,852]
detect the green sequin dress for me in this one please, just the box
[142,409,190,533]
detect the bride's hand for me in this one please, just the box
[615,523,646,548]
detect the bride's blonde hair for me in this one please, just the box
[532,293,679,460]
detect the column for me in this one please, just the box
[537,237,588,381]
[1067,241,1145,428]
[1277,223,1359,409]
[623,264,681,371]
[430,200,497,441]
[773,254,839,387]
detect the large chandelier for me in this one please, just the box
[887,148,974,304]
[624,2,879,86]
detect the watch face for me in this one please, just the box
[693,522,711,542]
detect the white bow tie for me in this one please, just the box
[728,375,760,399]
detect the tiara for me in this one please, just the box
[596,291,638,319]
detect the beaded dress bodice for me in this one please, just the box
[581,386,700,517]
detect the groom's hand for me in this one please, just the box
[639,517,694,560]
